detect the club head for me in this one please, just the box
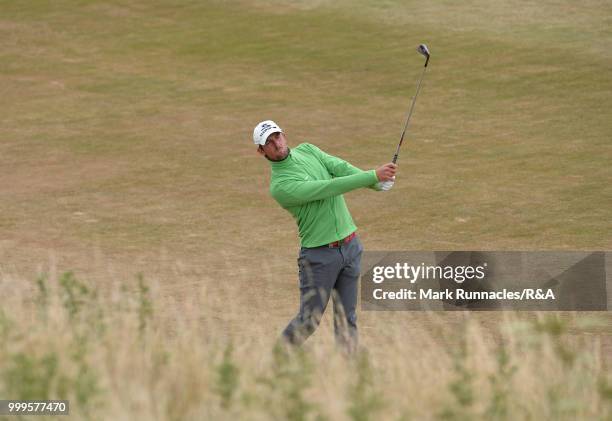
[417,44,430,58]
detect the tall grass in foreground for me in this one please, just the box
[0,271,610,420]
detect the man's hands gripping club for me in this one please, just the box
[375,163,397,192]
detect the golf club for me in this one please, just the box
[392,44,430,164]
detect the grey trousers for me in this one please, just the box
[282,235,363,351]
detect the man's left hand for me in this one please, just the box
[379,176,395,191]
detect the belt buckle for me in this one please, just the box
[329,233,352,248]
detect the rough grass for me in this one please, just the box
[0,271,610,420]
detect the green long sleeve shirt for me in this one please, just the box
[269,143,380,248]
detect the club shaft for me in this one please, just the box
[392,64,428,164]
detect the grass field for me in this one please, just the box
[1,272,610,419]
[1,0,611,419]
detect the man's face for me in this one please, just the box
[259,132,289,161]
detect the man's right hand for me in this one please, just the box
[375,163,397,181]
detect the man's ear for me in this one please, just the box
[256,146,265,156]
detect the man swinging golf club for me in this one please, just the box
[253,120,396,352]
[254,45,430,352]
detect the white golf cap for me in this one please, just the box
[253,120,283,145]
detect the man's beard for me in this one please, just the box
[266,147,290,162]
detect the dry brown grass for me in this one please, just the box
[0,265,610,420]
[1,1,611,418]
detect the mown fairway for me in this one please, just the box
[1,0,611,418]
[2,0,611,267]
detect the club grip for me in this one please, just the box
[392,154,398,164]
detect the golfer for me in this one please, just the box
[254,120,396,352]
